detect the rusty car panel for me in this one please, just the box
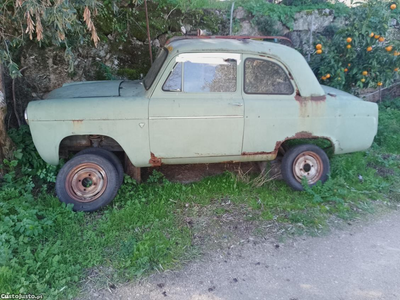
[26,38,378,168]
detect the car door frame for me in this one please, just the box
[241,54,303,158]
[148,52,246,163]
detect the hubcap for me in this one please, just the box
[292,151,323,185]
[66,163,108,203]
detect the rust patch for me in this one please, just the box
[241,151,271,156]
[72,119,84,132]
[293,131,314,139]
[149,152,162,167]
[295,94,326,102]
[241,131,331,160]
[311,95,326,101]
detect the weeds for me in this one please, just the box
[236,166,281,188]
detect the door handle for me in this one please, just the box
[228,102,243,107]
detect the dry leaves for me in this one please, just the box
[15,1,99,46]
[24,10,34,40]
[83,6,99,47]
[35,11,43,41]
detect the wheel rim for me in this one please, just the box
[65,163,108,203]
[292,151,324,185]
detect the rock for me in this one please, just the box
[237,20,262,36]
[131,38,144,47]
[389,18,398,26]
[182,24,192,34]
[293,9,334,32]
[387,27,400,42]
[274,22,290,36]
[286,31,312,49]
[234,7,247,20]
[157,34,169,47]
[153,39,161,48]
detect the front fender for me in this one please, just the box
[29,119,152,166]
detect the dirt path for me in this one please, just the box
[90,210,400,300]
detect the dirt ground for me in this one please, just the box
[83,208,400,300]
[141,160,282,183]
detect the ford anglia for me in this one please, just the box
[25,37,379,211]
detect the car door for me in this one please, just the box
[241,55,298,154]
[149,53,244,159]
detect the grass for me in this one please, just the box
[1,98,400,299]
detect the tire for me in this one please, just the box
[281,144,330,191]
[56,154,120,212]
[76,148,124,186]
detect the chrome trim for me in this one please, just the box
[24,109,29,125]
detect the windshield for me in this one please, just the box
[143,48,168,90]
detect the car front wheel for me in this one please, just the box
[56,154,120,212]
[281,144,330,191]
[76,147,124,186]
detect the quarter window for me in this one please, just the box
[244,58,294,95]
[163,57,237,93]
[163,63,182,92]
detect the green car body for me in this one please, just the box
[26,38,379,168]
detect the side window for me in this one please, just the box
[184,60,237,93]
[162,56,237,93]
[244,58,294,95]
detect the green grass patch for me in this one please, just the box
[1,99,400,298]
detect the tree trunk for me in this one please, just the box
[0,65,15,166]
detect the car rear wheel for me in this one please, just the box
[281,144,330,191]
[56,154,120,212]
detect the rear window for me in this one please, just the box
[244,58,294,95]
[143,48,168,90]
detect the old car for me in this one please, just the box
[25,36,379,211]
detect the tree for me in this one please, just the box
[0,0,101,163]
[310,0,400,92]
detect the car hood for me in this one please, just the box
[46,80,145,99]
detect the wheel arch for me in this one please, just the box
[279,135,335,157]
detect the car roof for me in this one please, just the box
[167,38,325,98]
[169,38,291,55]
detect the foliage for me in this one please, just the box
[254,16,283,36]
[0,127,191,298]
[282,0,329,5]
[0,0,102,78]
[374,98,400,153]
[153,0,231,11]
[310,0,400,91]
[236,0,349,30]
